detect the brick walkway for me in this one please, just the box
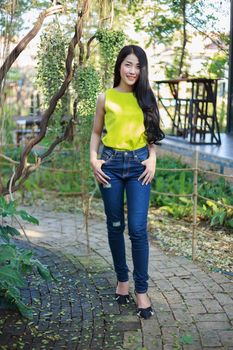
[1,206,233,349]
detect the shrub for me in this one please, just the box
[0,196,54,318]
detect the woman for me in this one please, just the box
[90,45,164,319]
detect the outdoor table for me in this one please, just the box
[13,114,42,146]
[156,78,221,145]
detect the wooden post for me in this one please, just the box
[192,150,198,261]
[227,0,233,133]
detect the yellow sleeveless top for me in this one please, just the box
[102,88,147,150]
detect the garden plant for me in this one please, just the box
[0,196,53,318]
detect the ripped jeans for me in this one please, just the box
[99,145,151,293]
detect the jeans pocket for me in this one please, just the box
[101,149,115,164]
[134,150,149,164]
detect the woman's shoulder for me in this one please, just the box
[97,88,112,98]
[97,88,114,102]
[97,88,117,105]
[105,88,114,95]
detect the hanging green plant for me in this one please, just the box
[72,65,102,118]
[72,65,102,198]
[36,19,69,135]
[95,28,126,87]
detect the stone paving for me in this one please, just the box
[1,205,233,350]
[0,239,138,349]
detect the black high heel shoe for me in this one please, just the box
[135,291,154,319]
[136,306,154,319]
[115,282,130,305]
[115,293,130,305]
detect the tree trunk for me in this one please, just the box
[179,0,187,76]
[1,0,90,196]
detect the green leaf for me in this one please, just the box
[0,198,17,217]
[0,244,17,264]
[180,334,194,345]
[31,259,52,281]
[16,210,39,225]
[14,299,33,319]
[19,249,34,273]
[219,211,226,225]
[19,249,33,263]
[0,265,25,288]
[0,225,21,242]
[210,214,218,226]
[0,196,7,211]
[227,219,233,228]
[7,200,17,215]
[0,226,10,242]
[5,284,21,300]
[5,225,20,237]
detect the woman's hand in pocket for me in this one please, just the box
[90,159,111,184]
[138,157,156,185]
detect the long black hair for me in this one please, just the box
[113,45,165,144]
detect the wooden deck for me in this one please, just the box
[158,133,233,176]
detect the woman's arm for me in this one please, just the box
[148,144,156,160]
[90,93,105,161]
[90,93,110,184]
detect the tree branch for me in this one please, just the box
[86,34,96,61]
[0,5,64,85]
[40,119,75,160]
[1,0,90,196]
[179,0,187,76]
[186,19,228,53]
[3,119,74,196]
[79,41,85,66]
[3,160,42,196]
[0,153,19,165]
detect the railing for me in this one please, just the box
[152,151,233,276]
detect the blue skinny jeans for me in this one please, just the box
[99,145,151,293]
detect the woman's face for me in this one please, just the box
[119,53,140,87]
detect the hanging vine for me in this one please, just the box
[36,19,69,136]
[95,28,126,87]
